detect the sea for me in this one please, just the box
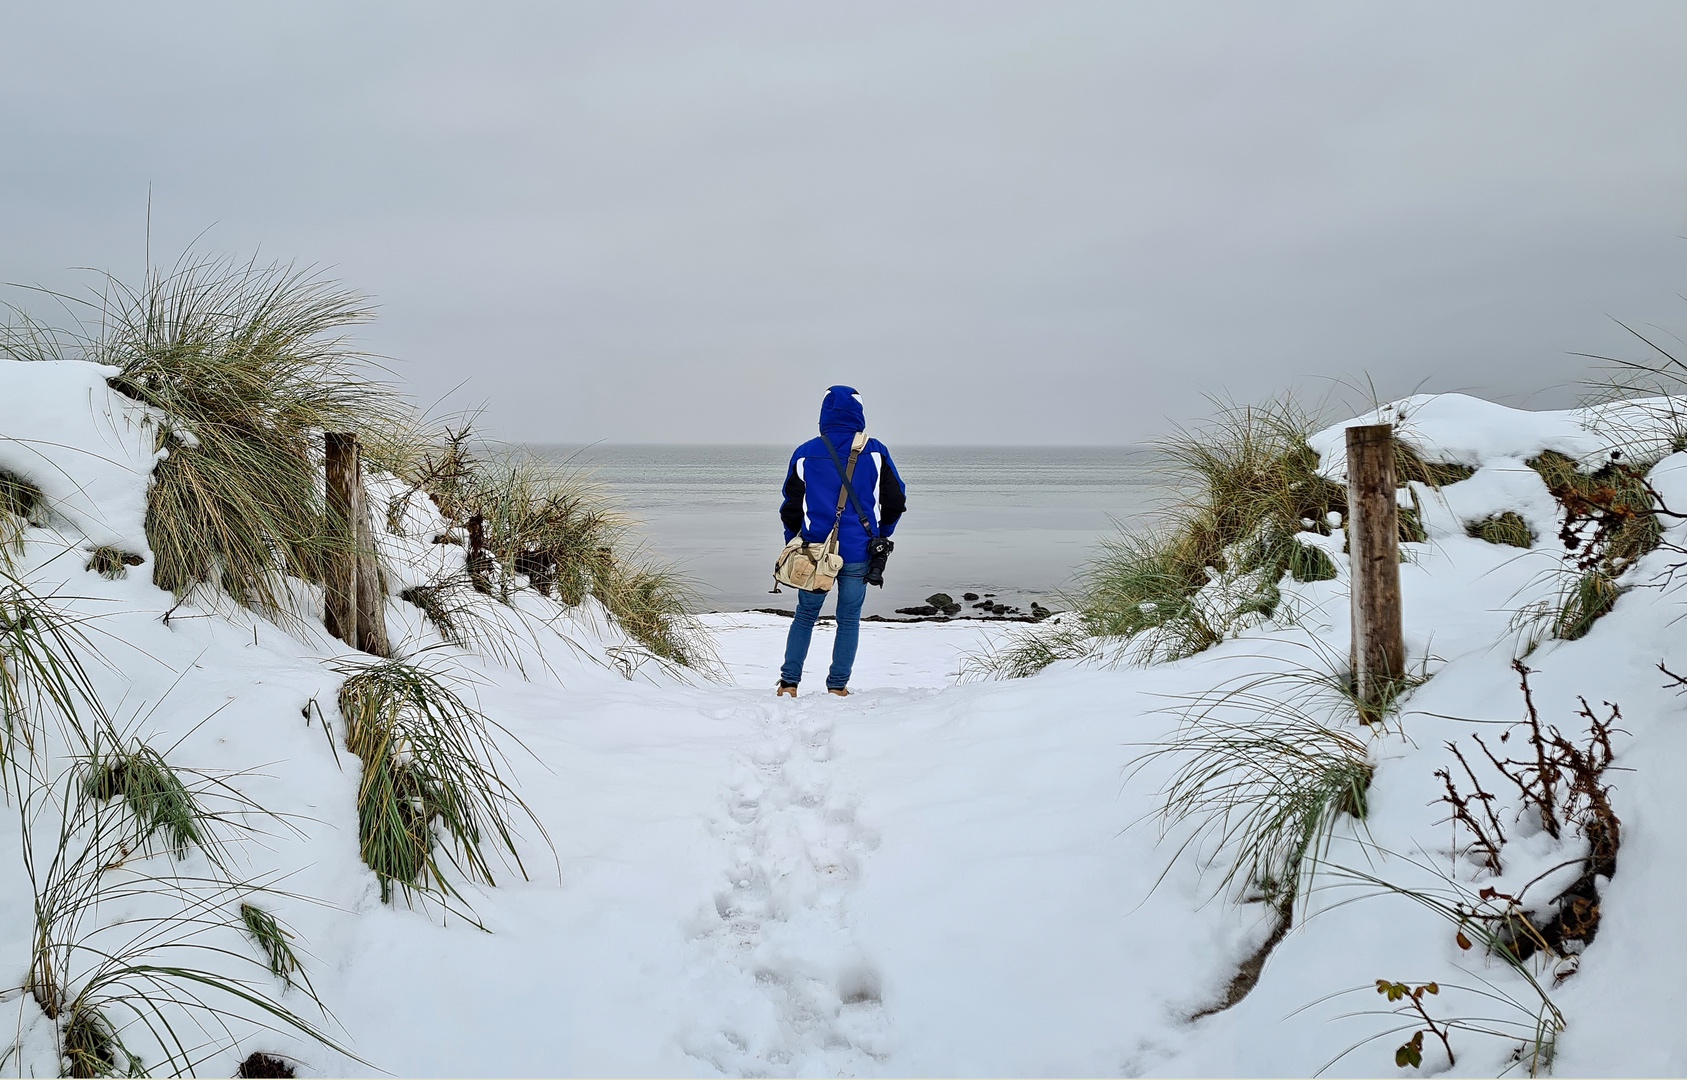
[527,444,1179,618]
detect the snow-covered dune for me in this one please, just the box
[3,359,1686,1076]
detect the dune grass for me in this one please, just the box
[1550,569,1623,642]
[970,399,1346,676]
[6,251,711,666]
[22,744,355,1077]
[393,439,713,670]
[1132,656,1380,910]
[334,654,547,911]
[2,254,410,626]
[960,617,1096,681]
[0,467,43,568]
[399,570,522,662]
[972,394,1482,680]
[1094,400,1349,656]
[0,571,107,788]
[1467,511,1533,549]
[106,258,408,623]
[80,741,221,864]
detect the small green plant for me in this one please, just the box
[1398,501,1428,544]
[1375,981,1453,1069]
[1394,443,1475,489]
[0,467,43,569]
[1288,541,1337,582]
[1467,512,1533,549]
[334,653,547,910]
[1314,857,1567,1078]
[239,903,303,988]
[80,742,217,862]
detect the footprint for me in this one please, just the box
[837,964,883,1006]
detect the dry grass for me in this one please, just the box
[0,467,43,569]
[3,254,411,627]
[390,439,713,670]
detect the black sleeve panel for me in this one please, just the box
[877,454,907,533]
[780,461,806,537]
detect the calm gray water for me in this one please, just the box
[527,444,1177,617]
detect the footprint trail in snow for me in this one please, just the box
[681,692,890,1075]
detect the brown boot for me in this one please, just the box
[827,687,850,697]
[776,682,797,698]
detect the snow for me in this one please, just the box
[1307,391,1686,478]
[5,363,1687,1077]
[0,359,163,553]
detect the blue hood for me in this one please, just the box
[819,385,865,442]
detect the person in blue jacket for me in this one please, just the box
[776,385,906,697]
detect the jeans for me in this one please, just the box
[780,561,867,689]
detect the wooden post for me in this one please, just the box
[1346,424,1404,716]
[324,432,390,656]
[324,432,359,649]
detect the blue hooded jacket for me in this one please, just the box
[780,385,906,564]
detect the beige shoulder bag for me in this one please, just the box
[773,431,867,593]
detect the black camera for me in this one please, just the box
[864,535,894,587]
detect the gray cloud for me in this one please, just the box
[3,2,1685,444]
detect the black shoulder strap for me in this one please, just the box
[819,432,877,538]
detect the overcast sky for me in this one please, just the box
[4,3,1686,445]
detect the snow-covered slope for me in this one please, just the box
[3,361,1686,1077]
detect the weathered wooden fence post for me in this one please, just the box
[324,432,390,656]
[1346,424,1404,718]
